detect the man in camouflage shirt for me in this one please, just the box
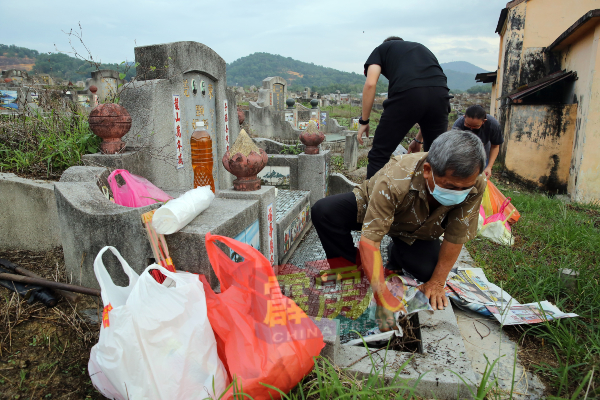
[313,130,486,318]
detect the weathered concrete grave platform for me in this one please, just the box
[278,227,477,399]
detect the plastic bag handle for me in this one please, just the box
[498,197,512,214]
[503,208,516,224]
[94,246,140,306]
[143,264,187,287]
[205,232,262,265]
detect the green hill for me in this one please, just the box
[0,44,136,82]
[3,43,488,93]
[227,52,489,94]
[226,52,388,94]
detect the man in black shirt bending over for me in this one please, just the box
[358,36,452,178]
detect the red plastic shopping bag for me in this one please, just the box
[482,180,520,225]
[200,233,324,400]
[107,169,172,207]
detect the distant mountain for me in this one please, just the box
[226,52,388,94]
[440,61,491,91]
[440,61,488,75]
[444,70,484,91]
[228,53,491,93]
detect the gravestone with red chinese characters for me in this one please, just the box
[117,41,239,192]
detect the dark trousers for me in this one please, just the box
[312,192,440,282]
[367,86,451,179]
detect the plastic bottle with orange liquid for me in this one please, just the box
[190,121,215,192]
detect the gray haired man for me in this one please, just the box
[312,130,486,319]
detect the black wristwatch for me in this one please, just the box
[413,138,423,144]
[358,117,370,125]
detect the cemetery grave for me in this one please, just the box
[2,39,595,399]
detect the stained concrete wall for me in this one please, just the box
[493,1,600,202]
[504,104,577,193]
[0,173,61,251]
[559,23,600,202]
[574,24,600,202]
[522,0,600,48]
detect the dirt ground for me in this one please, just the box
[0,248,102,400]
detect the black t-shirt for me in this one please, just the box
[364,40,448,97]
[453,114,504,163]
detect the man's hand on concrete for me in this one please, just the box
[407,140,422,154]
[357,124,370,145]
[418,280,448,310]
[483,166,492,178]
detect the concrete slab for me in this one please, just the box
[336,304,477,400]
[454,307,546,399]
[0,173,61,251]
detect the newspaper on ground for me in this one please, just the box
[366,274,432,320]
[486,301,579,325]
[445,267,577,325]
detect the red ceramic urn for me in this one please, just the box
[299,120,325,154]
[88,104,132,154]
[222,129,268,191]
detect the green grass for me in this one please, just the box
[0,109,100,179]
[322,104,382,132]
[466,180,600,397]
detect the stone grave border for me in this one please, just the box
[320,303,477,399]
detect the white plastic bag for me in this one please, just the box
[153,186,215,234]
[88,246,228,399]
[478,220,515,246]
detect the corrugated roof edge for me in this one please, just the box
[501,71,576,101]
[475,71,498,84]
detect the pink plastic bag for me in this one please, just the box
[484,197,513,231]
[107,169,172,208]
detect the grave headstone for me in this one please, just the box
[86,70,124,103]
[262,76,287,111]
[114,41,238,192]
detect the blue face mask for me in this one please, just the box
[427,173,471,206]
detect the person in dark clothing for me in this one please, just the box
[452,105,503,178]
[358,36,452,179]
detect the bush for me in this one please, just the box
[0,106,100,179]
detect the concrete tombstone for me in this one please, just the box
[262,76,287,111]
[86,70,124,103]
[118,41,238,192]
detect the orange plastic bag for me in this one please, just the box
[483,180,520,225]
[199,233,324,400]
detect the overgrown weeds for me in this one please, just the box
[0,100,99,180]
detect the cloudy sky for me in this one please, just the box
[3,0,506,73]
